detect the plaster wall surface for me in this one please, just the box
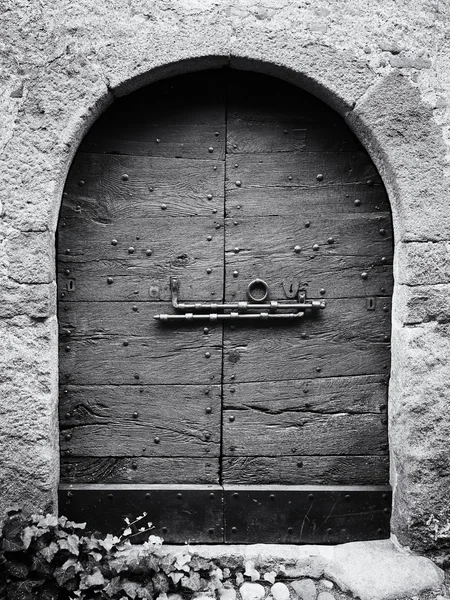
[1,0,450,552]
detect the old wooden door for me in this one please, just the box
[58,69,392,543]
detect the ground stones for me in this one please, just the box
[240,583,266,600]
[291,579,317,600]
[271,583,290,600]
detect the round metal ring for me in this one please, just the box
[247,279,270,303]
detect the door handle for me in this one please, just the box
[154,277,325,322]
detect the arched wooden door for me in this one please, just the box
[58,69,392,543]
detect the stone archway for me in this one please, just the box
[1,20,449,550]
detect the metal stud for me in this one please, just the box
[234,163,239,168]
[379,228,386,236]
[65,433,72,441]
[156,138,161,143]
[206,268,212,274]
[203,327,209,334]
[361,272,368,280]
[288,176,292,181]
[320,289,326,295]
[207,193,213,200]
[207,235,212,241]
[367,179,374,186]
[284,129,288,134]
[132,305,138,312]
[149,187,154,192]
[132,462,138,470]
[236,205,241,209]
[354,199,361,206]
[65,249,71,255]
[381,256,386,263]
[107,277,113,284]
[122,174,129,181]
[301,333,307,339]
[134,374,140,380]
[204,389,210,395]
[305,221,310,228]
[123,341,129,346]
[316,366,321,372]
[233,221,238,226]
[111,239,118,246]
[132,412,138,419]
[213,166,217,171]
[383,305,389,312]
[316,174,323,181]
[154,437,160,444]
[384,335,390,341]
[327,237,334,244]
[232,527,237,533]
[208,528,215,534]
[287,527,293,534]
[204,432,211,440]
[297,461,303,467]
[161,203,167,210]
[233,144,237,149]
[128,247,135,254]
[234,247,240,253]
[312,244,319,251]
[208,147,214,153]
[206,407,212,414]
[205,352,211,358]
[215,131,219,136]
[270,494,275,500]
[146,249,152,256]
[229,415,235,422]
[209,492,215,499]
[294,245,301,253]
[78,180,85,187]
[233,270,239,277]
[235,181,242,187]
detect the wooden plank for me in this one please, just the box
[222,456,389,485]
[225,213,393,257]
[225,185,390,216]
[222,300,391,383]
[60,384,220,457]
[225,255,393,299]
[61,154,224,219]
[223,486,391,543]
[80,70,226,160]
[59,302,222,385]
[223,375,388,414]
[59,485,225,543]
[58,217,224,302]
[225,152,382,187]
[223,412,388,456]
[61,456,219,484]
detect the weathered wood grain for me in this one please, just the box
[80,70,226,160]
[222,411,388,456]
[60,384,220,457]
[58,216,224,302]
[222,297,391,382]
[59,302,222,385]
[225,213,392,257]
[225,185,390,216]
[225,153,381,187]
[62,154,224,220]
[225,256,393,300]
[61,456,220,484]
[223,375,388,414]
[222,455,389,485]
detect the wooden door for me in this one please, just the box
[58,69,392,543]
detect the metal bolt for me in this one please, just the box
[123,341,129,346]
[361,272,368,280]
[204,389,210,395]
[132,412,138,419]
[65,345,70,352]
[161,203,167,210]
[305,221,310,228]
[177,493,182,499]
[354,199,361,206]
[204,432,211,440]
[312,244,319,251]
[205,352,211,358]
[64,269,70,275]
[146,249,152,256]
[132,462,138,470]
[213,166,217,171]
[206,268,212,274]
[309,493,314,500]
[203,327,209,334]
[212,208,217,214]
[207,193,213,200]
[208,147,214,153]
[234,247,240,253]
[288,176,292,181]
[132,305,138,312]
[233,220,238,226]
[229,415,235,422]
[379,228,386,236]
[234,163,239,168]
[154,437,160,444]
[316,174,323,181]
[270,494,275,500]
[65,433,72,441]
[233,492,239,498]
[206,407,212,414]
[320,289,326,295]
[301,332,307,339]
[215,131,219,136]
[207,235,212,241]
[287,527,293,534]
[65,249,71,255]
[327,528,332,534]
[316,366,321,372]
[78,180,85,186]
[367,179,374,186]
[297,461,303,467]
[122,174,129,181]
[327,237,334,244]
[384,335,390,341]
[381,287,386,293]
[294,245,301,253]
[232,527,237,533]
[209,528,215,534]
[146,493,151,499]
[381,256,386,263]
[134,374,140,380]
[111,239,118,246]
[233,270,239,277]
[215,223,220,230]
[236,205,241,209]
[236,181,242,187]
[149,187,154,192]
[128,246,135,254]
[230,374,235,380]
[383,305,389,312]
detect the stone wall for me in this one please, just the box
[1,0,450,552]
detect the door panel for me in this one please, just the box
[58,69,393,542]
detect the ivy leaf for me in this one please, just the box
[152,572,169,593]
[121,579,141,599]
[98,533,121,552]
[21,526,38,550]
[181,572,201,591]
[58,534,80,555]
[79,568,106,590]
[38,584,59,600]
[5,560,29,580]
[64,520,86,530]
[39,542,59,563]
[37,515,58,529]
[2,517,25,552]
[169,572,184,585]
[30,552,52,577]
[174,553,191,573]
[6,580,38,600]
[136,587,153,599]
[104,576,122,597]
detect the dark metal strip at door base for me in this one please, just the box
[59,484,391,544]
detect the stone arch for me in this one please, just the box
[4,39,448,550]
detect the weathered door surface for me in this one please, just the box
[58,69,393,543]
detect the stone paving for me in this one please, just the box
[162,541,446,600]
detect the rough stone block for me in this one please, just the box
[395,283,450,325]
[6,230,55,284]
[395,242,450,286]
[0,279,56,319]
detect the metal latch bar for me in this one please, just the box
[154,312,305,322]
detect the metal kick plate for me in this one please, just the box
[59,485,391,544]
[224,486,391,544]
